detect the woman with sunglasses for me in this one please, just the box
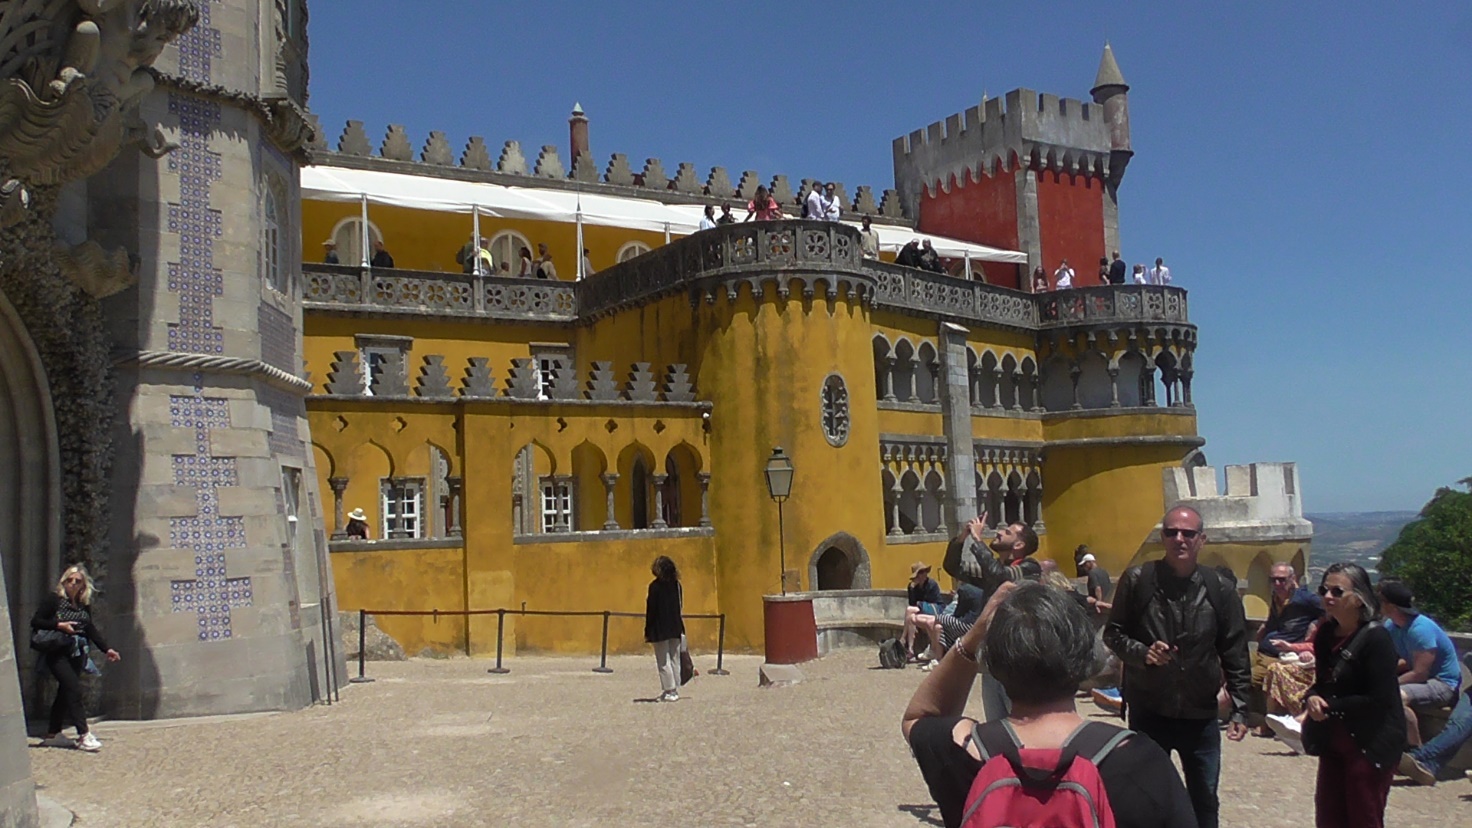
[30,565,120,752]
[1301,562,1404,828]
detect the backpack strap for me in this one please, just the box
[1061,720,1135,766]
[969,719,1022,764]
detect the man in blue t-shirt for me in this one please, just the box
[1379,578,1461,747]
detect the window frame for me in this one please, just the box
[381,478,425,540]
[539,477,574,533]
[616,241,652,263]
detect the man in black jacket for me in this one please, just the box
[1103,505,1250,828]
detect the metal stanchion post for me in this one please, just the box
[710,613,729,675]
[349,608,374,683]
[487,608,510,674]
[592,610,613,673]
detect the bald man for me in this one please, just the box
[1103,505,1250,828]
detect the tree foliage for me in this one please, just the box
[1379,478,1472,632]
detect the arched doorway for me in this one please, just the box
[806,532,872,591]
[0,289,63,713]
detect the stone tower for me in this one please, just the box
[891,45,1132,287]
[90,0,341,718]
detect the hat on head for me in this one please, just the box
[1080,553,1096,564]
[910,561,931,578]
[347,508,368,522]
[321,239,336,246]
[1379,580,1417,613]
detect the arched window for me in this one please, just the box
[331,217,383,268]
[489,230,532,277]
[617,241,652,263]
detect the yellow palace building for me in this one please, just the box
[299,53,1309,657]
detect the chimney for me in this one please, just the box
[569,102,590,165]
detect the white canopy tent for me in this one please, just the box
[301,165,1027,274]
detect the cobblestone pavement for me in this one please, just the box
[28,649,1472,826]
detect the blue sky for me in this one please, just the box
[307,1,1471,513]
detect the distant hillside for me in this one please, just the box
[1304,511,1419,580]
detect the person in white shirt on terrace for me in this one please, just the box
[699,204,718,231]
[1147,257,1171,285]
[1054,258,1075,289]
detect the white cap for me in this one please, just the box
[1080,553,1096,564]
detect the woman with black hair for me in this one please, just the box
[31,565,120,751]
[644,556,685,702]
[1302,562,1404,828]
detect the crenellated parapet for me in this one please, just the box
[308,120,907,219]
[891,88,1118,220]
[1157,463,1313,545]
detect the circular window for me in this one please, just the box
[820,373,850,447]
[617,241,652,263]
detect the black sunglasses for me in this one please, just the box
[1317,585,1347,598]
[1270,576,1291,583]
[1163,528,1200,540]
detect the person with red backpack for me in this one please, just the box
[903,582,1196,828]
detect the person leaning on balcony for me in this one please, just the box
[370,239,394,269]
[322,239,339,265]
[1108,251,1128,285]
[716,203,736,224]
[918,240,944,273]
[1147,257,1171,285]
[1133,263,1147,284]
[345,508,370,540]
[896,239,922,268]
[744,185,781,222]
[518,246,534,277]
[699,204,718,231]
[1053,259,1075,289]
[534,243,558,280]
[860,215,881,259]
[820,182,841,221]
[1032,266,1049,293]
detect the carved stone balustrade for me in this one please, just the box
[869,261,1040,331]
[1036,284,1190,331]
[304,263,577,321]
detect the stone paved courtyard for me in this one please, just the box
[28,649,1472,826]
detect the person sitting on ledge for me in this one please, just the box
[903,582,1197,828]
[895,238,922,268]
[904,561,944,661]
[918,240,944,273]
[1399,652,1472,786]
[1378,578,1461,749]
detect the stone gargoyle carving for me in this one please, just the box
[0,0,199,207]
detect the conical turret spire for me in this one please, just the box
[1092,44,1128,93]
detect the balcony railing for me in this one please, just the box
[301,224,1191,333]
[303,263,577,321]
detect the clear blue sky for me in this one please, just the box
[307,1,1470,513]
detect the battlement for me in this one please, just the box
[1162,462,1313,543]
[306,116,908,220]
[891,87,1117,218]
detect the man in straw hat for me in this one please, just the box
[903,561,943,662]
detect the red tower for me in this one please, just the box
[891,46,1132,290]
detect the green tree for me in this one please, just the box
[1379,478,1472,632]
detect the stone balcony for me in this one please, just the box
[302,221,1192,335]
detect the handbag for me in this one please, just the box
[30,629,72,654]
[679,634,697,686]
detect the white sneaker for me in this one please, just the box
[76,733,101,752]
[662,691,679,702]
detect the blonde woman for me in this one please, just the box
[30,565,120,751]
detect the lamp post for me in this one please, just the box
[763,446,794,595]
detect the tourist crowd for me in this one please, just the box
[899,505,1470,828]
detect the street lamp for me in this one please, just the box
[763,447,794,595]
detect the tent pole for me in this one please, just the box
[359,194,370,268]
[664,222,671,244]
[575,197,585,280]
[964,256,973,281]
[472,204,483,276]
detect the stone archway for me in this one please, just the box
[807,532,872,591]
[0,289,62,660]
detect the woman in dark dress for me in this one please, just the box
[643,556,685,702]
[31,565,120,751]
[1301,562,1404,828]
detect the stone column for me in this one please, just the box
[935,483,949,535]
[1030,471,1047,532]
[1069,365,1083,410]
[881,357,896,401]
[1181,369,1194,407]
[445,476,463,537]
[0,563,39,826]
[937,322,977,530]
[1142,364,1157,406]
[1013,167,1043,276]
[926,360,941,404]
[1010,371,1024,411]
[887,479,903,537]
[552,474,574,532]
[1108,367,1121,408]
[600,473,620,530]
[989,367,1003,409]
[696,472,712,528]
[328,476,349,540]
[512,492,525,535]
[651,474,669,529]
[1029,373,1043,413]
